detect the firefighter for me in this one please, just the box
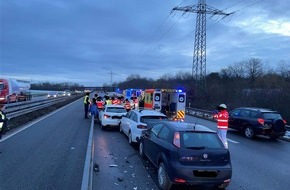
[105,96,112,105]
[214,104,229,148]
[84,92,90,119]
[124,99,131,112]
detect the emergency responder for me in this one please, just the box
[0,105,8,153]
[84,92,90,119]
[89,98,98,119]
[112,97,118,105]
[96,97,104,110]
[124,99,131,112]
[105,96,112,105]
[214,104,229,148]
[133,97,139,110]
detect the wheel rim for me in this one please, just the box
[158,165,165,187]
[245,127,253,137]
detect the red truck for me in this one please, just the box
[0,78,32,104]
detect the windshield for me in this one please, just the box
[0,83,4,91]
[106,107,126,113]
[182,132,223,149]
[140,116,168,123]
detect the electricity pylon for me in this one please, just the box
[172,0,232,91]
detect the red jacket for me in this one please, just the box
[215,110,229,129]
[96,101,104,109]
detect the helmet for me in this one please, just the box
[219,104,227,109]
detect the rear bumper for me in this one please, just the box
[102,119,121,127]
[167,161,232,186]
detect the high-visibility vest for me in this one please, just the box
[84,95,89,104]
[106,99,112,105]
[215,110,229,129]
[96,101,104,109]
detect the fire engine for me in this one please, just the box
[143,89,186,121]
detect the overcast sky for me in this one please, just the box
[1,0,289,86]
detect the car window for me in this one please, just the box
[129,112,138,122]
[250,111,259,118]
[240,110,250,118]
[151,123,163,136]
[125,111,132,118]
[230,109,240,117]
[182,132,223,149]
[140,116,168,123]
[158,126,172,143]
[106,107,127,113]
[262,113,282,120]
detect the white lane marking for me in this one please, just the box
[81,116,94,190]
[0,98,81,143]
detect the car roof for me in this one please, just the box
[234,107,278,113]
[159,121,215,133]
[132,109,167,117]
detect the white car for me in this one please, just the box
[120,109,168,144]
[99,105,127,130]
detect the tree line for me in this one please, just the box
[115,58,290,121]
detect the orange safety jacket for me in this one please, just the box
[96,101,104,109]
[215,110,229,129]
[112,99,118,105]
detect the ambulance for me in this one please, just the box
[143,89,186,121]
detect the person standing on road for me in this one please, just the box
[89,98,98,119]
[0,105,8,153]
[84,92,90,119]
[214,104,229,148]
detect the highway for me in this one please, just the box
[1,97,290,190]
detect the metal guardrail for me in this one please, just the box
[3,95,81,119]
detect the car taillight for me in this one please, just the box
[283,119,287,124]
[173,132,180,148]
[104,114,110,118]
[137,125,147,129]
[257,118,264,125]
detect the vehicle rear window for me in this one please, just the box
[107,107,126,113]
[262,113,282,120]
[140,116,168,123]
[0,84,4,90]
[182,132,223,149]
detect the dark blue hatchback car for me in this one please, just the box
[139,121,232,190]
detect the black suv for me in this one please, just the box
[228,107,286,139]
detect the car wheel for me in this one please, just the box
[272,119,285,133]
[139,141,145,158]
[244,126,255,139]
[158,162,172,190]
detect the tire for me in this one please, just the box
[101,122,106,130]
[158,162,172,190]
[128,131,133,144]
[272,119,286,133]
[139,141,145,158]
[244,126,255,139]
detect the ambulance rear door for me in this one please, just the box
[176,92,186,120]
[153,90,161,111]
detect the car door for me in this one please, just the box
[121,111,132,136]
[229,109,242,130]
[145,123,164,166]
[128,112,138,137]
